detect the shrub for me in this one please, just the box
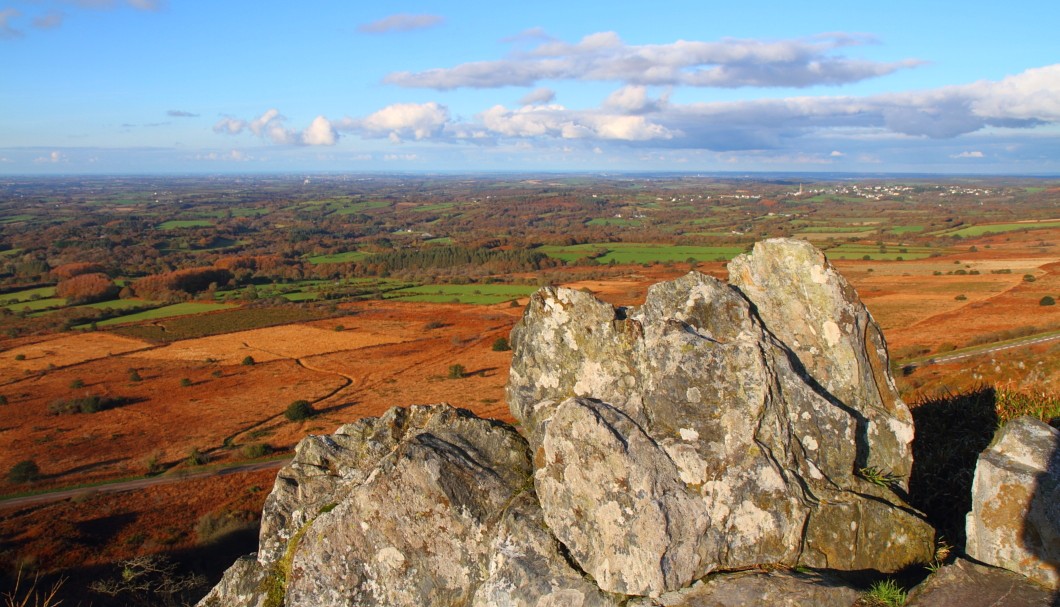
[49,394,122,414]
[1040,296,1056,306]
[128,369,142,382]
[14,354,25,361]
[186,447,208,466]
[424,320,445,330]
[180,378,192,387]
[954,294,967,301]
[491,337,511,352]
[285,399,314,421]
[0,395,7,405]
[241,355,255,366]
[1023,274,1036,282]
[241,442,273,459]
[448,364,466,379]
[8,460,41,484]
[69,378,85,389]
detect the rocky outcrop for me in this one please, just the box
[202,238,942,606]
[904,558,1056,607]
[728,239,915,484]
[965,416,1060,590]
[200,404,616,607]
[507,245,934,596]
[625,569,862,607]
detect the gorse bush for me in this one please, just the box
[448,364,466,379]
[285,399,315,421]
[49,395,125,414]
[7,460,41,484]
[491,337,511,352]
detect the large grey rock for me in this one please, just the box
[507,248,934,596]
[966,416,1060,590]
[202,404,616,607]
[905,557,1056,607]
[196,555,270,607]
[728,238,915,484]
[625,569,861,607]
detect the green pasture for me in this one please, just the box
[0,214,35,224]
[332,200,390,214]
[586,218,642,227]
[0,286,57,305]
[890,225,926,234]
[306,250,368,264]
[940,220,1060,238]
[158,219,215,230]
[387,283,536,305]
[93,302,236,327]
[539,243,745,264]
[7,297,66,312]
[823,244,936,261]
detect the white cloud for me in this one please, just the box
[384,31,922,90]
[358,13,443,34]
[830,150,845,157]
[214,110,338,146]
[353,102,450,142]
[519,88,556,106]
[302,116,337,146]
[1,8,24,39]
[951,151,984,158]
[603,85,668,113]
[477,104,673,142]
[383,153,419,161]
[34,151,66,163]
[167,109,197,118]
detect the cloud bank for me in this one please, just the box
[385,32,923,90]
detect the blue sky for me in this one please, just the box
[1,0,1058,174]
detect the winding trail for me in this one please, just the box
[0,458,291,510]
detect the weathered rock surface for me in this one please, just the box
[507,242,934,596]
[965,416,1060,590]
[905,557,1056,607]
[196,555,269,607]
[728,238,915,484]
[201,404,616,607]
[625,569,861,607]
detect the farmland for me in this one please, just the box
[0,173,1058,605]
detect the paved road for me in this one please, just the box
[915,332,1060,367]
[0,458,291,510]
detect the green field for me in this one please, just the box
[891,225,926,234]
[306,250,368,264]
[8,297,66,312]
[823,244,936,260]
[158,219,215,230]
[94,302,236,327]
[110,305,336,342]
[0,286,57,305]
[387,284,536,305]
[539,243,745,264]
[586,218,642,227]
[0,214,35,224]
[332,200,391,214]
[940,220,1060,237]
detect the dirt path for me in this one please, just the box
[0,458,291,510]
[916,332,1060,367]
